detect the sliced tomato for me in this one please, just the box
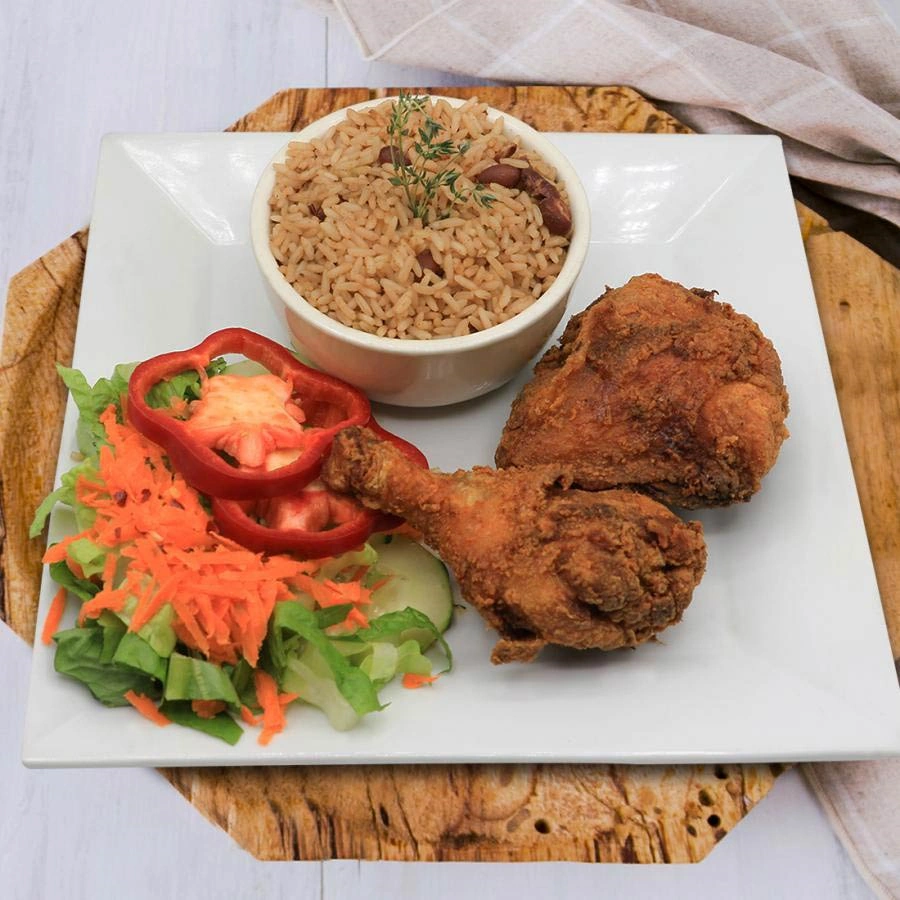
[263,488,364,533]
[210,419,428,558]
[181,373,309,469]
[212,489,379,557]
[127,328,371,500]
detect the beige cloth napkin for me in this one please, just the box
[804,754,900,900]
[331,0,900,229]
[320,0,900,892]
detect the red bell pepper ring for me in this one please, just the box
[211,489,381,557]
[127,328,371,500]
[210,420,428,557]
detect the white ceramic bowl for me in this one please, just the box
[250,96,589,407]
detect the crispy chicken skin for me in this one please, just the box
[495,273,789,508]
[321,427,707,664]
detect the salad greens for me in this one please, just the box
[33,360,453,745]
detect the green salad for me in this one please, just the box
[33,360,452,745]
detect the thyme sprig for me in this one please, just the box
[386,92,494,226]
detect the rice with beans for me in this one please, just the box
[268,97,570,340]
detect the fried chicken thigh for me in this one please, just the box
[321,427,707,664]
[495,273,789,508]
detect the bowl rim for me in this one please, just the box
[250,94,590,357]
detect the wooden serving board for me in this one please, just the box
[2,86,898,864]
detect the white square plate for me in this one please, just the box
[23,132,900,767]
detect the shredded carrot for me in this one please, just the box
[402,672,439,689]
[191,699,226,719]
[329,580,372,606]
[342,606,370,631]
[240,705,261,726]
[51,405,312,666]
[46,401,436,745]
[40,587,68,645]
[124,690,171,727]
[254,669,295,746]
[43,534,80,564]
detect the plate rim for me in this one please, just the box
[23,130,900,767]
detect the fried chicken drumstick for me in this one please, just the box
[496,273,789,508]
[321,427,707,664]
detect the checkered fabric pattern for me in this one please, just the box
[314,1,900,892]
[333,0,900,227]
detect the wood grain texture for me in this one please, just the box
[161,761,782,862]
[0,229,86,642]
[2,85,895,864]
[805,232,900,656]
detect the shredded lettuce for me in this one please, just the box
[315,544,378,582]
[53,625,161,707]
[37,362,453,746]
[57,364,132,458]
[97,613,126,661]
[314,603,355,630]
[281,646,361,731]
[31,360,226,538]
[227,658,257,709]
[136,605,177,659]
[164,652,241,706]
[344,610,451,687]
[47,559,98,602]
[30,460,98,537]
[58,358,228,442]
[141,357,226,409]
[30,363,125,537]
[116,595,178,658]
[268,601,384,718]
[358,608,453,673]
[112,631,168,682]
[64,537,109,578]
[359,641,399,683]
[396,639,435,676]
[158,702,243,745]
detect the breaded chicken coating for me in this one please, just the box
[496,273,789,508]
[322,427,707,663]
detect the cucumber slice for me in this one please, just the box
[368,534,453,647]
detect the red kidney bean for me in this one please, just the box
[378,146,411,167]
[538,197,573,236]
[475,164,522,189]
[518,167,572,236]
[416,249,444,278]
[518,168,553,201]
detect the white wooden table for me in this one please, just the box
[2,2,894,897]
